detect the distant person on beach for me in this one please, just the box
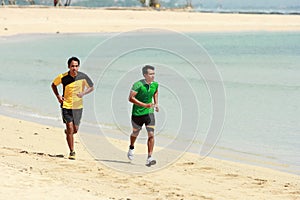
[1,0,34,5]
[140,0,160,8]
[51,57,94,160]
[127,65,159,166]
[64,0,71,6]
[2,0,16,5]
[54,0,62,6]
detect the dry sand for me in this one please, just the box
[0,115,299,199]
[0,7,299,200]
[0,7,300,36]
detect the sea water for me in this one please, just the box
[0,31,299,174]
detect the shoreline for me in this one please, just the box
[1,104,299,175]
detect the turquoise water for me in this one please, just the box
[0,31,299,174]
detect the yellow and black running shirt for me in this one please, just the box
[53,71,94,109]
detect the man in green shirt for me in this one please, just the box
[127,65,159,166]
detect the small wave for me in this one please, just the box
[194,7,300,15]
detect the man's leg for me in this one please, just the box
[73,124,79,134]
[65,122,77,160]
[147,131,155,157]
[145,113,156,166]
[66,108,82,160]
[65,122,75,152]
[127,128,140,160]
[62,108,79,160]
[130,127,140,147]
[72,109,82,135]
[145,130,156,166]
[128,115,143,160]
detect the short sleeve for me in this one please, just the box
[154,82,158,92]
[85,74,94,88]
[131,81,141,92]
[52,74,62,86]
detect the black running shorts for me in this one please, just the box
[131,113,155,132]
[62,108,83,126]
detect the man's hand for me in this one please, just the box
[77,87,94,98]
[145,103,153,108]
[77,92,84,98]
[154,104,159,112]
[56,95,64,103]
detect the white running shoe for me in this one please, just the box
[127,148,134,160]
[146,156,156,166]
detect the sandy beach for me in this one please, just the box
[0,115,299,199]
[0,7,300,36]
[0,7,300,200]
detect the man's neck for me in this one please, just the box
[144,79,152,85]
[69,71,78,77]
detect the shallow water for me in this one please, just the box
[0,31,299,174]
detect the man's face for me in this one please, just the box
[144,69,155,83]
[68,60,79,76]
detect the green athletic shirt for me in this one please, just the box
[131,79,158,116]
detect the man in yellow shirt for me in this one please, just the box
[51,57,94,160]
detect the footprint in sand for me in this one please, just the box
[225,173,239,178]
[253,178,268,185]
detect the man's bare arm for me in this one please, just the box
[51,83,64,103]
[129,90,153,108]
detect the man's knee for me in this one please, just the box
[131,129,140,137]
[148,131,154,138]
[66,128,73,135]
[146,125,155,133]
[66,123,74,134]
[73,125,79,134]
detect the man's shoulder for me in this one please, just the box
[131,79,144,91]
[136,79,145,84]
[77,71,87,76]
[77,71,90,79]
[56,71,69,79]
[152,81,158,86]
[133,79,144,86]
[61,71,69,77]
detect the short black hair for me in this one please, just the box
[142,65,155,75]
[67,56,80,67]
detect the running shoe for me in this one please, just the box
[146,156,156,166]
[127,148,134,160]
[68,151,76,160]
